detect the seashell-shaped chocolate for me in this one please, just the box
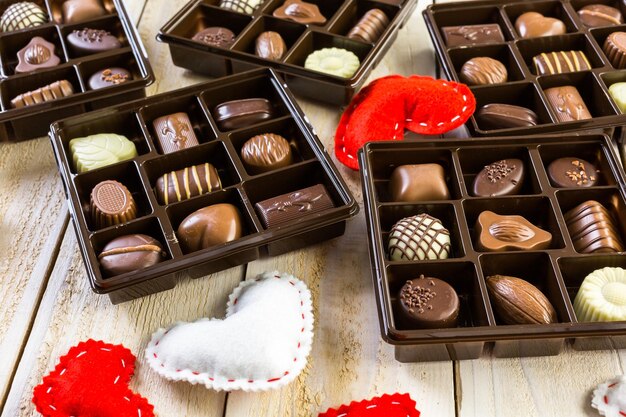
[241,133,293,174]
[475,211,552,252]
[89,180,137,229]
[388,214,451,261]
[273,0,326,25]
[15,37,60,73]
[564,200,624,253]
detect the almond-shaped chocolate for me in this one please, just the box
[273,0,326,25]
[486,275,558,325]
[99,234,167,277]
[475,211,552,252]
[177,203,243,253]
[214,98,273,130]
[255,31,286,60]
[241,133,293,174]
[472,159,525,197]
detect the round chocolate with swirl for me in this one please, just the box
[398,275,460,329]
[388,214,451,261]
[472,159,525,197]
[241,133,293,175]
[475,211,552,252]
[99,234,167,277]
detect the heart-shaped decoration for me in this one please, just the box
[334,75,475,170]
[515,11,567,38]
[32,339,155,417]
[318,393,421,417]
[145,271,314,392]
[592,375,626,417]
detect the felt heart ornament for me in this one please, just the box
[334,75,475,170]
[145,271,314,392]
[32,339,155,417]
[591,375,626,417]
[318,393,421,417]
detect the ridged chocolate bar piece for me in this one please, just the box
[255,184,334,228]
[155,162,222,205]
[603,31,626,68]
[533,50,591,75]
[11,79,74,108]
[347,8,389,43]
[214,98,273,131]
[564,200,624,253]
[544,85,591,122]
[153,112,200,154]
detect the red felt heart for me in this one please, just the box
[319,393,421,417]
[33,339,155,417]
[334,75,476,170]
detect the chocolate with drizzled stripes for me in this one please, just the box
[533,50,591,75]
[155,162,222,205]
[388,213,451,261]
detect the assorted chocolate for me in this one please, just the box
[214,98,273,131]
[304,47,360,78]
[255,183,335,228]
[152,112,199,154]
[69,133,137,173]
[15,37,60,73]
[475,104,538,130]
[90,179,137,229]
[155,162,222,205]
[547,157,598,188]
[0,2,47,32]
[532,50,591,75]
[255,31,286,60]
[177,203,243,253]
[544,86,592,122]
[603,31,626,68]
[564,200,624,253]
[475,211,552,252]
[388,214,451,261]
[272,0,326,25]
[472,159,524,197]
[398,275,460,328]
[192,27,236,48]
[10,79,74,108]
[577,4,623,28]
[347,8,389,44]
[574,267,626,322]
[67,28,121,55]
[515,11,566,38]
[460,57,507,86]
[88,67,131,89]
[441,24,505,47]
[99,234,167,277]
[220,0,263,15]
[388,164,450,202]
[62,0,106,24]
[241,133,293,174]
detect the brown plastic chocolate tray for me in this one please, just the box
[49,68,358,304]
[0,0,153,142]
[424,0,626,137]
[157,0,417,105]
[359,134,626,362]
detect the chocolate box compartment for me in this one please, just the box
[50,68,358,303]
[0,25,68,77]
[432,5,515,41]
[158,0,417,104]
[60,15,129,59]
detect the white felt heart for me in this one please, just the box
[145,271,313,392]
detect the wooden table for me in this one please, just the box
[0,0,624,416]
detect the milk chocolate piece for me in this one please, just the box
[177,203,243,253]
[441,24,505,47]
[476,103,538,130]
[472,159,525,197]
[155,162,222,205]
[15,37,60,74]
[192,27,235,48]
[67,28,121,55]
[214,98,273,130]
[398,275,460,329]
[62,0,106,24]
[547,157,598,188]
[99,234,167,277]
[578,4,623,27]
[90,180,137,229]
[88,67,131,90]
[460,57,507,86]
[515,12,566,38]
[273,0,326,25]
[388,214,451,261]
[255,31,286,60]
[347,8,389,43]
[388,164,450,202]
[11,79,74,109]
[603,31,626,68]
[241,133,293,174]
[0,2,47,32]
[544,86,592,122]
[475,211,552,252]
[533,50,591,75]
[564,200,624,253]
[152,112,200,154]
[486,275,557,325]
[255,184,334,228]
[220,0,263,14]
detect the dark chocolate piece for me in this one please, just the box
[67,28,121,55]
[273,0,326,25]
[90,180,137,229]
[241,133,293,174]
[99,234,166,277]
[255,184,334,228]
[192,27,235,48]
[476,103,538,130]
[533,50,591,75]
[398,275,460,329]
[388,214,451,261]
[603,31,626,68]
[564,200,624,253]
[441,24,505,47]
[547,157,598,188]
[544,86,592,122]
[15,36,60,74]
[460,57,507,86]
[472,159,525,197]
[0,2,47,32]
[177,203,243,253]
[88,67,131,90]
[220,0,262,14]
[388,164,450,202]
[11,79,74,109]
[62,0,106,24]
[347,8,389,43]
[155,162,222,205]
[475,211,552,252]
[152,112,199,154]
[578,4,623,27]
[515,11,566,38]
[255,31,286,60]
[214,98,273,130]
